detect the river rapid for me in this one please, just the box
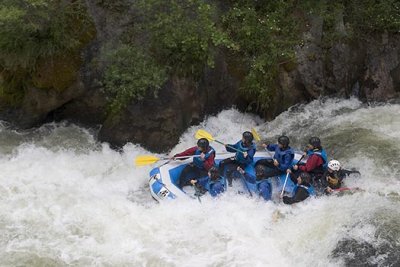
[0,98,399,266]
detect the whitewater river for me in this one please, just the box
[0,98,399,266]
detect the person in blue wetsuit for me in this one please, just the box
[190,166,225,197]
[256,135,294,178]
[282,170,315,205]
[173,138,216,188]
[237,164,272,201]
[218,131,256,186]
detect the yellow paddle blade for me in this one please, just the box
[134,155,160,166]
[195,129,215,141]
[251,127,261,142]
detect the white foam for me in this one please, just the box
[1,99,400,266]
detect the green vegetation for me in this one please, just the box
[103,45,167,115]
[0,0,95,105]
[345,0,400,34]
[1,0,399,113]
[222,1,300,110]
[301,0,400,48]
[135,0,235,77]
[101,0,235,113]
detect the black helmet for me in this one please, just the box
[242,131,254,143]
[255,165,266,179]
[197,138,209,150]
[299,172,311,184]
[278,135,290,148]
[309,137,321,148]
[209,166,219,180]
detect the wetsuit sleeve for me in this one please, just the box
[226,141,240,153]
[278,153,294,171]
[174,147,197,158]
[203,152,215,171]
[266,144,277,152]
[298,154,323,172]
[283,187,309,205]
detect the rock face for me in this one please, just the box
[283,14,400,105]
[361,33,400,101]
[98,52,239,152]
[0,3,399,152]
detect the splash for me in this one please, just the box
[0,98,399,266]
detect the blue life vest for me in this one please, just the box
[235,142,256,164]
[294,184,316,197]
[193,146,215,169]
[273,146,295,171]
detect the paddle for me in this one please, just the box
[251,127,261,142]
[251,128,274,158]
[134,154,200,167]
[236,167,253,197]
[280,172,290,197]
[193,184,203,203]
[280,154,306,197]
[195,129,244,154]
[242,175,253,197]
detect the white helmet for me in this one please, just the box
[328,160,341,171]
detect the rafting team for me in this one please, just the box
[171,131,360,204]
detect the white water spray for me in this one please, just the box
[1,99,399,266]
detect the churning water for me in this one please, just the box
[0,98,399,266]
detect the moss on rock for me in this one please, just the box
[32,53,82,92]
[0,69,25,107]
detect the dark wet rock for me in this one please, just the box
[332,238,400,267]
[294,15,326,99]
[98,59,238,152]
[360,33,400,101]
[290,14,400,102]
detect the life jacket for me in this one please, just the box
[273,146,295,170]
[327,174,339,186]
[193,146,215,169]
[235,142,256,164]
[294,184,316,197]
[307,148,328,175]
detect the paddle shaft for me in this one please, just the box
[172,155,201,160]
[251,128,274,158]
[193,185,203,203]
[296,154,306,166]
[264,148,274,158]
[135,154,206,167]
[215,139,246,154]
[280,172,290,197]
[195,129,245,154]
[241,174,253,197]
[280,154,305,197]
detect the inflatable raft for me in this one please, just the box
[149,151,306,202]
